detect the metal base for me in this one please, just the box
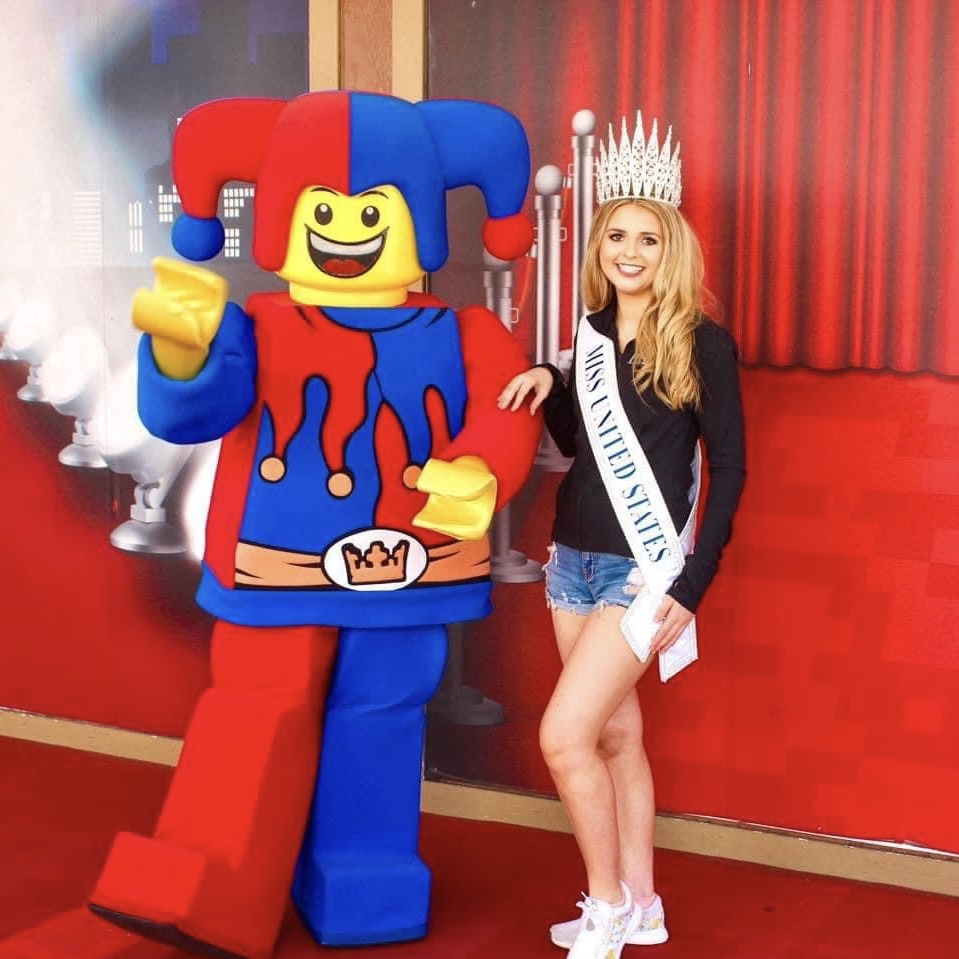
[17,381,45,403]
[491,548,543,583]
[59,442,108,469]
[428,684,505,726]
[110,519,187,555]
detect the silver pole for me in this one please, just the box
[533,165,564,366]
[570,109,596,342]
[427,258,516,726]
[483,251,515,328]
[533,165,571,472]
[483,251,542,584]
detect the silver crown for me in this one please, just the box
[595,111,682,207]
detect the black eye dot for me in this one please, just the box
[361,205,380,228]
[315,203,333,225]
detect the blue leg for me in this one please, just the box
[293,623,448,946]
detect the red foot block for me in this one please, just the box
[91,832,206,923]
[90,833,270,959]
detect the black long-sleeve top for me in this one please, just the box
[541,304,746,612]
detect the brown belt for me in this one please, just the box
[234,535,490,589]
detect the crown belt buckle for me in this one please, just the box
[323,527,428,591]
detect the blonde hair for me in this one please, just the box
[581,198,707,410]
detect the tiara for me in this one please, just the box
[595,111,682,207]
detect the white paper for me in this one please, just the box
[620,589,661,664]
[621,588,698,682]
[658,623,698,682]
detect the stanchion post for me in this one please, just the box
[483,252,543,584]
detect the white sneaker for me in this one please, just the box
[550,892,668,949]
[564,882,636,959]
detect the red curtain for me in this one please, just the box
[429,0,959,375]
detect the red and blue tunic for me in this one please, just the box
[137,291,540,628]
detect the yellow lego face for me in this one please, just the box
[278,184,424,306]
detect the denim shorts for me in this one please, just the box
[543,542,645,615]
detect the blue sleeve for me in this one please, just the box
[137,301,257,444]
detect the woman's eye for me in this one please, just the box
[361,205,380,228]
[315,203,333,225]
[608,232,623,241]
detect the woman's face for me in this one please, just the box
[598,203,664,305]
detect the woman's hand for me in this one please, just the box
[497,367,554,414]
[650,595,694,655]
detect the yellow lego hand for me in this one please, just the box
[412,455,498,541]
[132,257,228,380]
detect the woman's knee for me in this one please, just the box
[539,712,591,775]
[538,712,561,766]
[597,711,643,762]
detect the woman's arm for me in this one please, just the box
[538,362,579,457]
[499,360,578,457]
[666,323,746,612]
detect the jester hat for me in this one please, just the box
[169,91,534,271]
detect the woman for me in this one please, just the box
[498,120,746,959]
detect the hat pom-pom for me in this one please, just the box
[172,214,225,262]
[482,213,534,262]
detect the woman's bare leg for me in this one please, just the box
[541,605,652,903]
[551,610,656,901]
[600,690,655,900]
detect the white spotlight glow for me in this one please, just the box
[39,326,110,469]
[6,296,56,402]
[182,440,220,562]
[91,362,193,554]
[0,280,21,360]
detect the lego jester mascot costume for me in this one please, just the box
[89,91,540,958]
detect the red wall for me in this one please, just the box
[1,0,955,863]
[2,358,958,852]
[434,365,959,854]
[418,0,959,856]
[0,362,210,736]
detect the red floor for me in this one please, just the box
[1,735,956,959]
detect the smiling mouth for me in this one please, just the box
[307,227,387,278]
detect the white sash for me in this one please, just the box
[575,317,701,682]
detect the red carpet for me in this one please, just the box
[1,735,956,959]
